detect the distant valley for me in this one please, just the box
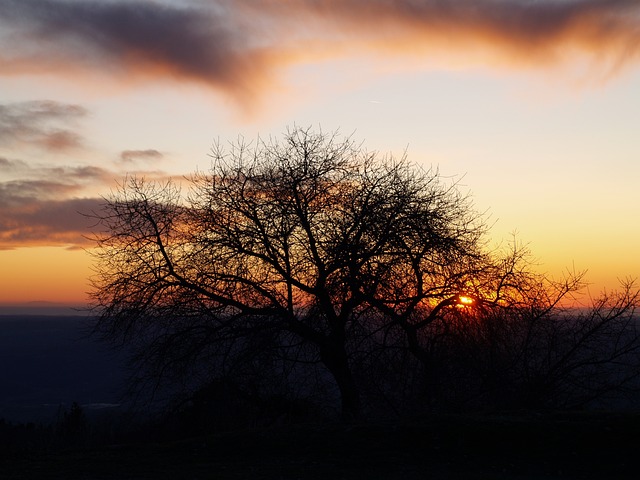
[0,315,127,424]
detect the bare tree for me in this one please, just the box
[90,127,640,420]
[89,127,487,419]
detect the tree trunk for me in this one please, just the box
[320,342,360,421]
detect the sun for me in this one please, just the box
[456,295,475,306]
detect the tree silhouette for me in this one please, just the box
[89,127,493,419]
[89,127,640,420]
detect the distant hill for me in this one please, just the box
[0,302,88,316]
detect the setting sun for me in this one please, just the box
[457,295,475,306]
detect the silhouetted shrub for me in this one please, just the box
[57,402,88,445]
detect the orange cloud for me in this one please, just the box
[263,0,640,73]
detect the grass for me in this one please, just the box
[2,411,640,479]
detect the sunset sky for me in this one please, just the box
[1,0,639,306]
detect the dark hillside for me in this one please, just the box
[2,412,639,479]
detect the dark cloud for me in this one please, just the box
[2,0,639,100]
[262,0,640,73]
[0,101,87,152]
[120,149,164,164]
[0,0,272,103]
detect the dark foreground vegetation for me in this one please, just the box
[2,410,640,479]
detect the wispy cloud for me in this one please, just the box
[1,0,639,105]
[119,149,164,164]
[0,101,87,152]
[0,0,274,106]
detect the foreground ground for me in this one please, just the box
[2,411,639,479]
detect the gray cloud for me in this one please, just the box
[0,162,113,192]
[0,99,105,247]
[0,180,78,207]
[0,101,87,152]
[120,149,164,164]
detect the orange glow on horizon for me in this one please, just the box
[0,247,92,305]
